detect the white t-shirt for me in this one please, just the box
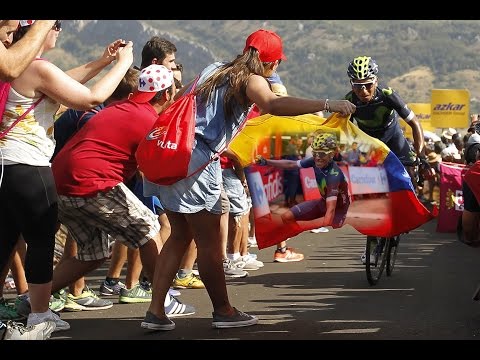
[0,86,58,166]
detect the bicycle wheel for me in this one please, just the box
[386,235,400,276]
[365,236,389,286]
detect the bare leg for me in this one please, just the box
[106,241,127,279]
[178,240,197,271]
[10,238,28,295]
[126,248,142,288]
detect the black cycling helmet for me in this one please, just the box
[347,56,379,80]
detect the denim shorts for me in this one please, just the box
[222,168,249,216]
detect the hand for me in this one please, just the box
[328,100,356,116]
[418,157,435,180]
[102,39,133,64]
[255,155,267,166]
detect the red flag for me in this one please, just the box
[436,162,466,233]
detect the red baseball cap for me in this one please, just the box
[243,29,287,63]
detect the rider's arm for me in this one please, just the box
[258,157,300,170]
[0,20,56,82]
[387,90,426,157]
[323,197,338,226]
[407,116,426,157]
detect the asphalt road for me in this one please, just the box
[12,214,480,341]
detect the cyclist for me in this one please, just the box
[256,132,350,233]
[343,56,432,264]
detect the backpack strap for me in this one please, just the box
[0,95,45,139]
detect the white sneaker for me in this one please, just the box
[28,309,70,332]
[240,254,264,268]
[3,320,56,340]
[310,227,329,233]
[232,257,258,271]
[247,237,258,248]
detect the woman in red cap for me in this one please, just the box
[143,28,356,331]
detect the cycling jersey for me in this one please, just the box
[344,84,416,166]
[290,158,350,228]
[298,157,350,208]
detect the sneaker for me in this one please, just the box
[27,309,70,332]
[239,255,264,270]
[247,237,258,248]
[165,294,195,317]
[141,311,175,331]
[0,298,24,321]
[3,320,56,340]
[64,287,113,311]
[223,259,248,278]
[212,307,258,329]
[14,294,31,318]
[274,247,304,263]
[15,291,66,317]
[99,280,126,296]
[310,227,329,233]
[50,289,67,312]
[240,254,264,268]
[119,283,152,304]
[168,288,181,297]
[172,273,205,289]
[232,257,259,271]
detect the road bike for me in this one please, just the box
[365,234,401,286]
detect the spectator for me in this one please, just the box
[142,28,355,331]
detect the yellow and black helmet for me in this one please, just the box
[347,56,378,80]
[311,132,337,153]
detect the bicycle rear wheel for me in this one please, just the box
[366,236,389,286]
[386,235,400,276]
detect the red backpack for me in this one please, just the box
[136,79,202,185]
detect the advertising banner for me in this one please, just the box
[400,103,433,138]
[431,89,469,128]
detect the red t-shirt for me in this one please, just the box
[52,100,158,197]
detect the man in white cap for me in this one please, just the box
[45,64,196,323]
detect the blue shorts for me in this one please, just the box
[132,178,164,215]
[290,198,348,229]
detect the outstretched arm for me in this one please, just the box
[65,39,127,84]
[255,155,299,170]
[0,20,56,82]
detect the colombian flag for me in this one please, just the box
[229,112,436,249]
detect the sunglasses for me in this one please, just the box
[312,151,330,158]
[351,80,375,91]
[53,20,62,31]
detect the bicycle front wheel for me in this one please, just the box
[386,235,400,276]
[366,236,389,286]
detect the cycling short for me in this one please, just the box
[384,130,416,167]
[290,198,349,229]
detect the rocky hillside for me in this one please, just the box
[50,20,480,113]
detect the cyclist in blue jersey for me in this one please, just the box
[256,132,350,231]
[344,56,433,263]
[344,56,429,170]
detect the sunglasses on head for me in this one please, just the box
[53,20,62,31]
[351,80,376,91]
